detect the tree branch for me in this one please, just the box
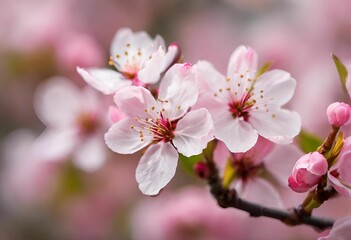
[205,157,335,231]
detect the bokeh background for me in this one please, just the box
[1,0,351,239]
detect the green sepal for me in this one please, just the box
[179,153,203,176]
[331,54,349,96]
[297,130,323,153]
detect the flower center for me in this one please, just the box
[133,116,177,143]
[228,94,254,121]
[232,157,262,181]
[76,112,98,135]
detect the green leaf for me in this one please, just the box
[179,153,203,176]
[256,62,272,78]
[297,130,323,153]
[331,54,349,94]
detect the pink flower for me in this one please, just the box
[288,152,328,193]
[328,137,351,197]
[131,187,246,240]
[214,137,301,207]
[318,216,351,240]
[195,45,301,152]
[77,28,181,95]
[32,77,108,172]
[105,63,213,195]
[326,102,351,127]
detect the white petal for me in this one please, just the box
[114,86,159,119]
[254,70,296,106]
[77,67,130,95]
[158,63,199,120]
[213,110,258,153]
[250,108,301,144]
[34,77,81,128]
[32,129,78,161]
[227,45,258,78]
[173,109,213,157]
[73,135,106,172]
[235,178,283,208]
[104,118,152,154]
[194,60,227,96]
[136,142,178,195]
[138,46,167,84]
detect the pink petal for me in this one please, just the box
[213,110,258,153]
[76,67,130,95]
[114,86,159,119]
[32,129,78,161]
[250,108,301,144]
[227,45,258,79]
[235,178,283,208]
[173,108,213,157]
[136,142,178,195]
[327,172,351,198]
[158,63,199,120]
[319,216,351,240]
[34,77,81,128]
[104,118,152,154]
[265,144,303,187]
[213,141,231,170]
[73,135,106,172]
[254,70,296,106]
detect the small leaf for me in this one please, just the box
[331,54,349,95]
[222,159,236,189]
[179,153,203,176]
[297,130,323,153]
[256,62,273,78]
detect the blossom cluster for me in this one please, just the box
[21,27,351,238]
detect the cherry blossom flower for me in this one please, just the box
[328,137,351,197]
[214,137,302,207]
[288,152,328,193]
[77,28,181,94]
[318,216,351,240]
[195,45,301,153]
[33,77,108,172]
[105,63,213,195]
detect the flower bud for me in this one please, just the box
[288,152,328,193]
[327,102,351,127]
[193,162,210,179]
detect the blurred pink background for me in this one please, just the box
[1,0,351,239]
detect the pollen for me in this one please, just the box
[177,105,181,110]
[126,43,131,47]
[144,109,148,113]
[226,77,231,82]
[240,74,244,78]
[226,87,231,91]
[116,54,120,59]
[272,114,276,118]
[131,125,134,129]
[237,83,241,87]
[151,106,155,111]
[124,51,128,56]
[219,88,223,92]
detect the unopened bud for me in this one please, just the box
[288,152,328,193]
[327,102,351,127]
[194,162,210,179]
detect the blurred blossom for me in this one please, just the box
[318,216,351,240]
[32,77,110,172]
[55,33,105,73]
[131,187,246,240]
[214,137,301,207]
[1,129,59,207]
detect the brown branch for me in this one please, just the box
[205,157,335,231]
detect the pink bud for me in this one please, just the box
[326,102,351,127]
[193,162,210,179]
[288,152,328,193]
